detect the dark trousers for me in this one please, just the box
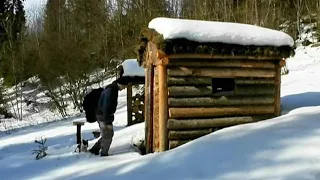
[91,120,114,155]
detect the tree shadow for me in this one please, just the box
[281,91,320,114]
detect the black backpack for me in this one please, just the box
[82,88,104,123]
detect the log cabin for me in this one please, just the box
[137,17,295,153]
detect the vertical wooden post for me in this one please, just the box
[127,85,133,126]
[145,67,153,154]
[76,125,81,146]
[149,67,154,152]
[145,68,150,153]
[158,57,169,152]
[73,121,85,152]
[274,62,281,116]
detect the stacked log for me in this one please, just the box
[166,58,280,149]
[131,93,145,124]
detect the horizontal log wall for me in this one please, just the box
[165,58,280,150]
[169,106,275,119]
[167,115,275,130]
[168,129,215,140]
[168,77,275,86]
[168,67,275,78]
[168,96,274,107]
[168,84,275,97]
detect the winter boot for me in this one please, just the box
[89,147,100,155]
[100,152,109,157]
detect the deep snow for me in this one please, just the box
[148,17,295,47]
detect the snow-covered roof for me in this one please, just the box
[120,59,145,77]
[148,17,295,47]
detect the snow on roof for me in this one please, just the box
[120,59,145,77]
[148,17,295,47]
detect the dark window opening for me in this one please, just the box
[211,78,235,95]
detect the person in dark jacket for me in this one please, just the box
[89,76,132,156]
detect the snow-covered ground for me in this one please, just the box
[0,44,320,180]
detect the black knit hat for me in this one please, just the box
[115,76,132,85]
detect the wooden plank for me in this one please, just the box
[149,67,154,153]
[169,106,275,119]
[153,66,159,152]
[169,140,190,149]
[168,85,275,97]
[167,115,274,130]
[168,129,214,140]
[168,86,212,97]
[236,85,275,95]
[168,77,275,86]
[168,54,282,60]
[168,77,212,86]
[168,96,274,107]
[167,59,275,68]
[158,62,169,152]
[145,67,151,153]
[73,121,85,126]
[148,42,159,66]
[235,78,275,84]
[168,67,276,78]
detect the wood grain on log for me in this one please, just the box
[168,86,212,97]
[153,66,159,152]
[168,54,282,60]
[169,106,275,119]
[167,115,274,130]
[275,65,281,116]
[145,67,152,153]
[168,96,274,107]
[169,140,190,149]
[168,77,275,86]
[168,77,212,86]
[168,129,214,139]
[158,64,168,151]
[168,59,275,68]
[168,85,275,97]
[168,67,275,78]
[236,85,275,95]
[235,78,274,85]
